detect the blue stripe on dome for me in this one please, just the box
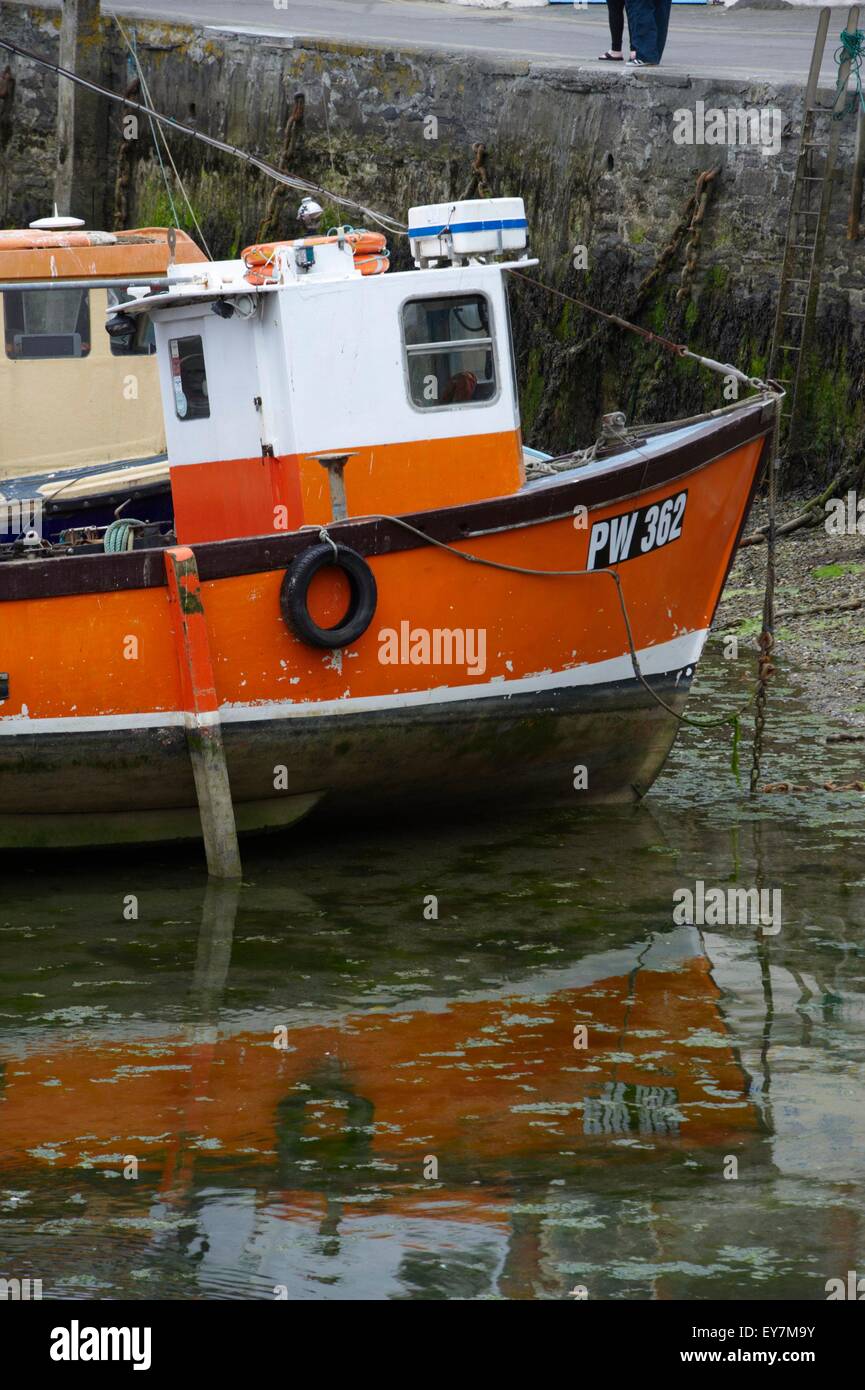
[408,218,528,238]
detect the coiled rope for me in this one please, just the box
[836,29,865,116]
[104,518,145,553]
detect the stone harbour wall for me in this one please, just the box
[2,2,864,481]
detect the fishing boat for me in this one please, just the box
[0,215,204,540]
[0,198,776,860]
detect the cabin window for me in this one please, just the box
[106,286,156,356]
[402,294,496,409]
[168,335,210,421]
[3,288,90,359]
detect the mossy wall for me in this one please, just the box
[3,3,864,483]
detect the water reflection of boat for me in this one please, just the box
[0,899,760,1192]
[0,875,770,1298]
[7,826,864,1299]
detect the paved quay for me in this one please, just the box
[112,0,854,87]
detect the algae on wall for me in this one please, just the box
[3,1,863,483]
[124,29,862,485]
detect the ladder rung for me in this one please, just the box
[778,344,802,352]
[783,311,806,318]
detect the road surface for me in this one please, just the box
[105,0,853,86]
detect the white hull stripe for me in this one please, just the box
[0,629,707,737]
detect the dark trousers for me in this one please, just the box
[625,0,673,64]
[606,0,630,53]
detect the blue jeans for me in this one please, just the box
[625,0,673,64]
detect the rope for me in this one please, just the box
[507,268,770,393]
[312,515,759,737]
[836,29,865,116]
[525,441,599,477]
[749,398,780,793]
[318,526,339,561]
[114,17,214,260]
[130,53,180,233]
[505,261,783,772]
[0,35,407,238]
[104,518,145,552]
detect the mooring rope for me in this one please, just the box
[114,16,214,261]
[313,514,762,742]
[0,35,407,237]
[504,269,784,783]
[749,403,779,792]
[507,267,772,393]
[836,28,865,116]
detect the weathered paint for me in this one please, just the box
[0,421,766,847]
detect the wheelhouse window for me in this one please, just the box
[169,335,210,421]
[3,287,90,359]
[106,285,156,356]
[402,294,496,409]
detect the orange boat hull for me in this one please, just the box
[0,401,772,846]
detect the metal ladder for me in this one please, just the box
[768,5,860,446]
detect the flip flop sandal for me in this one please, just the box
[598,52,624,61]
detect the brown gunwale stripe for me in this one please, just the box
[0,403,773,604]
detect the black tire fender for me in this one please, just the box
[280,542,377,649]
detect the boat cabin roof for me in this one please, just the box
[0,228,206,283]
[111,198,535,539]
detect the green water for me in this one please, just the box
[1,649,864,1301]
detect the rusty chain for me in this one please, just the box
[459,142,493,201]
[675,166,720,303]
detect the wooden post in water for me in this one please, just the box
[55,0,107,222]
[164,546,242,880]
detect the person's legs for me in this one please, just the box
[607,0,625,53]
[655,0,673,60]
[623,0,634,57]
[625,0,660,64]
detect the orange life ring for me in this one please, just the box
[241,231,388,284]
